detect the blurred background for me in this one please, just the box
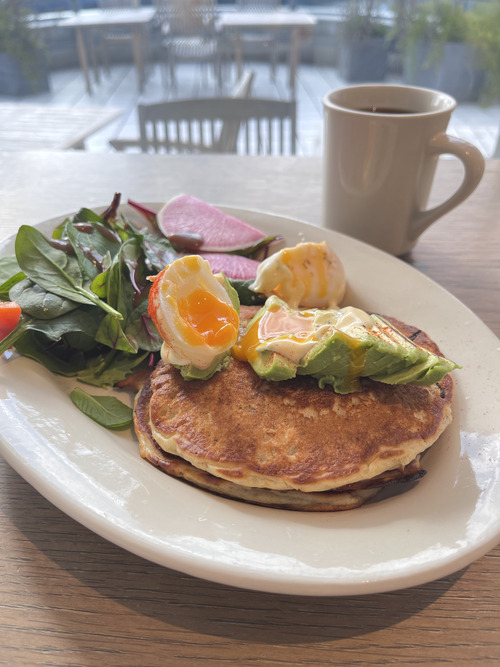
[1,0,499,156]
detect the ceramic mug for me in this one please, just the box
[322,84,485,255]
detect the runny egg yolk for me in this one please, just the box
[232,316,261,363]
[177,288,239,348]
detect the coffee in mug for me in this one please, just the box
[322,84,484,255]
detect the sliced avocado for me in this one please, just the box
[178,349,232,381]
[371,353,458,386]
[241,298,459,393]
[246,349,298,381]
[219,273,240,314]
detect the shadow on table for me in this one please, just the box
[6,469,464,645]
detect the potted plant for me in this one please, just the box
[467,0,500,104]
[0,0,50,96]
[401,0,483,102]
[338,0,390,82]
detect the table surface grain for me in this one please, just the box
[0,152,499,666]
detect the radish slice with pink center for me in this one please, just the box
[158,194,266,252]
[195,252,260,280]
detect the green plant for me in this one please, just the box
[468,0,500,103]
[341,0,389,40]
[401,0,471,60]
[0,0,46,83]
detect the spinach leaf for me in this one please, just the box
[0,307,100,358]
[65,219,120,281]
[0,272,25,301]
[22,307,102,342]
[77,350,149,387]
[16,225,82,292]
[120,237,144,295]
[96,313,138,353]
[51,216,71,240]
[89,268,108,299]
[110,243,137,316]
[70,387,133,429]
[74,208,106,224]
[0,256,25,300]
[228,278,266,306]
[138,229,178,273]
[14,330,86,376]
[93,244,136,317]
[91,246,138,352]
[15,225,123,320]
[63,331,97,352]
[10,279,78,319]
[0,256,22,282]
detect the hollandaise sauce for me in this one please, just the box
[233,305,319,364]
[250,241,346,309]
[278,245,330,305]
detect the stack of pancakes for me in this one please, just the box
[133,308,453,511]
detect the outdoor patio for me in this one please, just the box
[2,58,499,158]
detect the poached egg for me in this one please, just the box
[250,241,346,309]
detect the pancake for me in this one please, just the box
[134,380,381,510]
[133,315,454,510]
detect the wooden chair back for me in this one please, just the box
[217,69,254,152]
[108,70,255,153]
[138,96,296,155]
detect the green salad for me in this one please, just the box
[0,194,262,428]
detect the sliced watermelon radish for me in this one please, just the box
[157,194,267,253]
[196,252,260,280]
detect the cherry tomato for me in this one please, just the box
[0,302,22,341]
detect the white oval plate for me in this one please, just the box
[0,205,499,596]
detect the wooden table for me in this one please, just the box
[218,11,316,97]
[58,8,156,94]
[0,104,122,151]
[0,152,499,665]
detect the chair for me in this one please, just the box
[154,0,221,91]
[233,0,281,81]
[136,96,296,155]
[109,69,255,152]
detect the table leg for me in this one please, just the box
[88,29,100,85]
[234,31,243,80]
[74,26,92,95]
[289,26,299,98]
[132,26,145,92]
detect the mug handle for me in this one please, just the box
[410,133,485,241]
